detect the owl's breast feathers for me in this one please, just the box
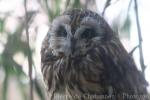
[41,9,148,100]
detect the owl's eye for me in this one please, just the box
[81,28,97,39]
[56,25,67,37]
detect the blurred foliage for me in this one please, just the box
[71,0,81,8]
[43,0,82,21]
[121,15,131,38]
[0,18,5,32]
[0,11,34,100]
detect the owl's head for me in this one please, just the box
[47,9,115,58]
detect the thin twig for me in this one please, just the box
[24,0,33,99]
[129,45,139,55]
[127,0,133,13]
[134,0,146,76]
[65,0,71,10]
[102,0,111,16]
[44,0,52,21]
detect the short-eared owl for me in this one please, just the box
[41,9,148,100]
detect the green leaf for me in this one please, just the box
[121,15,131,38]
[72,0,81,8]
[2,74,8,100]
[54,0,61,17]
[0,18,5,32]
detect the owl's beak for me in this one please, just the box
[70,37,76,56]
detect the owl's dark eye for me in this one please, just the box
[81,28,97,39]
[56,25,67,37]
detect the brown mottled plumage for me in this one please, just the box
[41,9,148,100]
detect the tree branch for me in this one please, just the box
[65,0,71,10]
[102,0,111,16]
[24,0,33,99]
[134,0,146,76]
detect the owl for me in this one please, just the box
[41,9,148,100]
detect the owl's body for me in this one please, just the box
[41,9,148,100]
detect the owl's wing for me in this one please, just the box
[95,39,148,96]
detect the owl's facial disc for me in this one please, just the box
[49,16,104,58]
[69,18,103,57]
[48,15,72,57]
